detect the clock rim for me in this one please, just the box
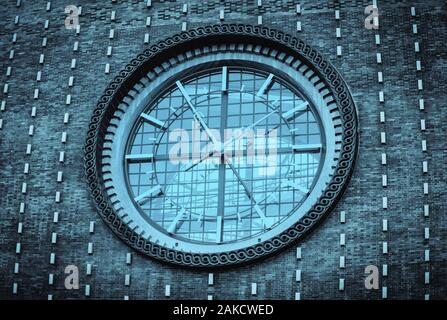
[84,24,359,268]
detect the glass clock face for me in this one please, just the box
[125,67,323,244]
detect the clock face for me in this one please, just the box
[85,25,358,267]
[125,67,323,244]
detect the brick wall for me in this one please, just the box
[0,0,446,299]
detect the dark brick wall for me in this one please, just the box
[0,0,446,300]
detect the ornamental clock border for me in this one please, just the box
[84,24,359,267]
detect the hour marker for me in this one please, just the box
[290,162,319,168]
[292,144,322,153]
[221,66,228,92]
[216,216,223,243]
[176,81,192,105]
[282,179,309,194]
[167,207,187,234]
[256,73,274,96]
[288,169,318,178]
[140,113,165,129]
[134,185,163,203]
[125,153,154,163]
[282,101,308,120]
[254,204,271,228]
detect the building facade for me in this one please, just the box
[0,0,446,300]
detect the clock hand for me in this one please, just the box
[176,80,220,147]
[184,107,280,171]
[224,157,271,229]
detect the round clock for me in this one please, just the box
[84,25,358,267]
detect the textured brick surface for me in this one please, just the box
[0,0,446,300]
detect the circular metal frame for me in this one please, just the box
[123,66,325,246]
[84,24,359,267]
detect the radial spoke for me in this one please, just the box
[225,158,271,229]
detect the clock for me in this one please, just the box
[84,25,358,267]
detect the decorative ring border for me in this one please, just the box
[84,24,359,268]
